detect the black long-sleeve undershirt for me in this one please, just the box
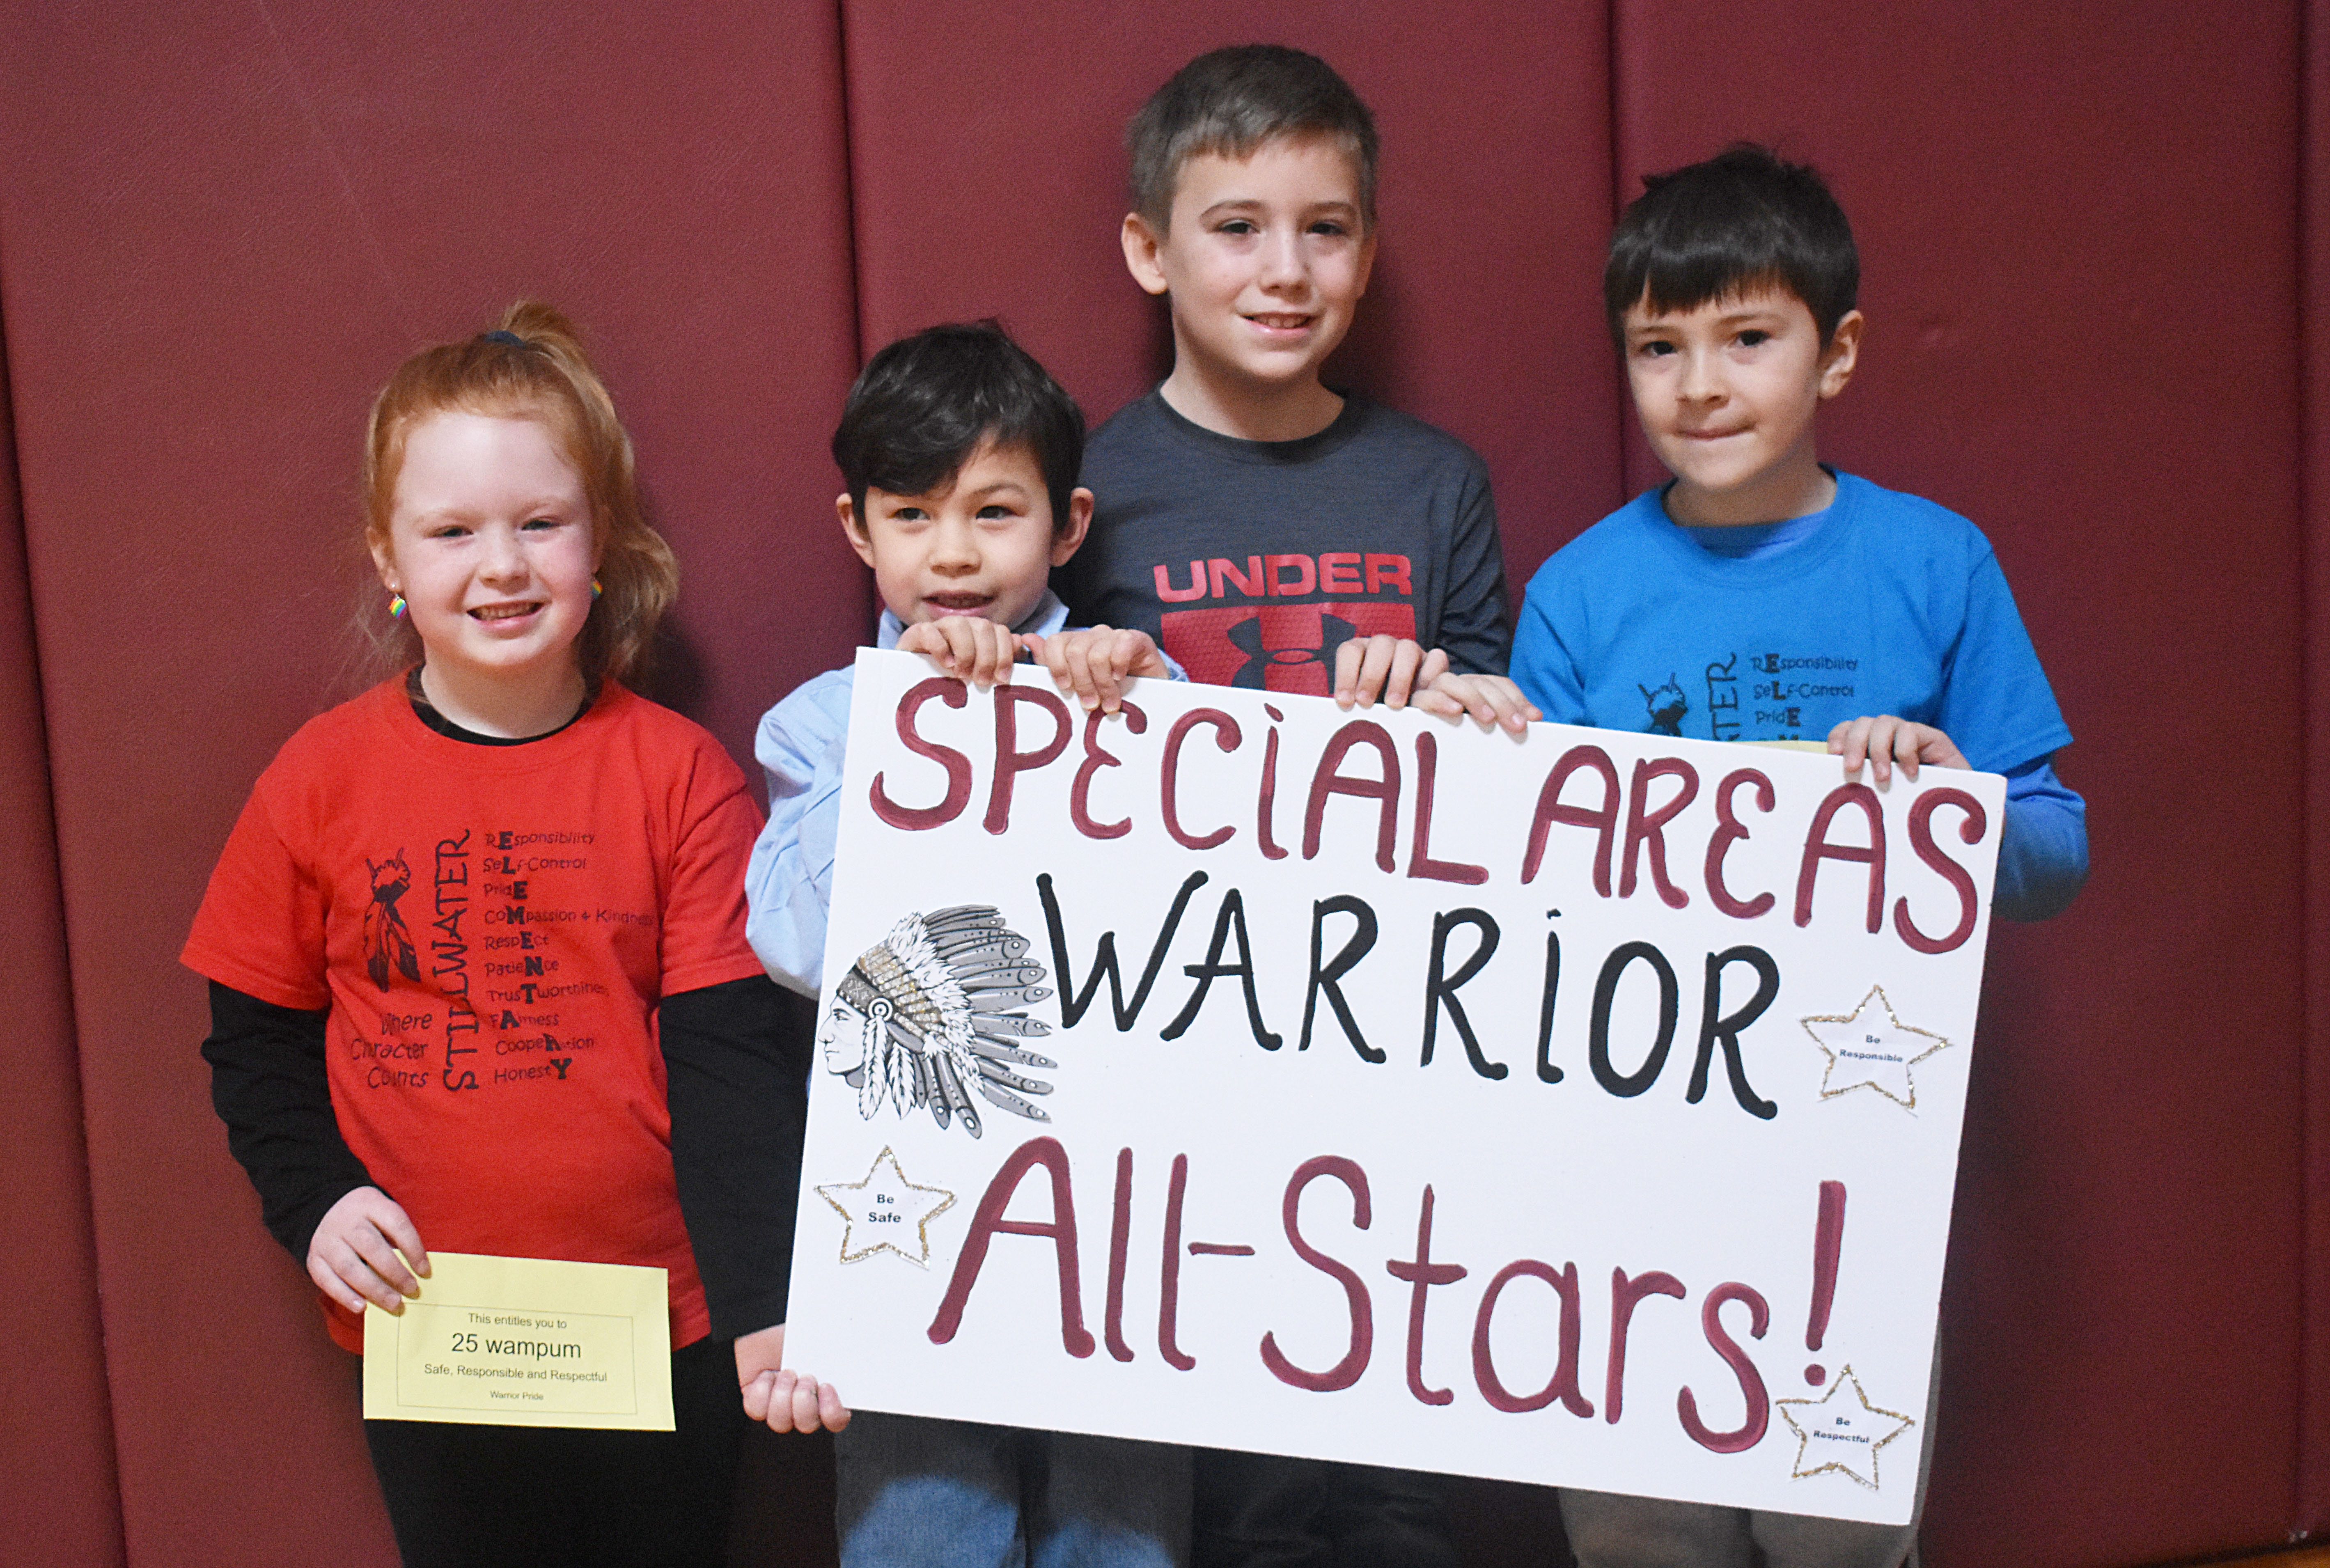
[661,976,814,1336]
[201,981,373,1261]
[201,974,810,1338]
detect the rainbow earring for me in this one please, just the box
[591,578,603,599]
[388,593,407,620]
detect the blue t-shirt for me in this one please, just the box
[1511,471,2084,918]
[1514,471,2071,766]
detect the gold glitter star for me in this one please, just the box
[1776,1366,1915,1489]
[816,1147,956,1266]
[1800,985,1950,1109]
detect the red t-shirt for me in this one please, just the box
[183,677,766,1352]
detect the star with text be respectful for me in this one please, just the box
[1775,1367,1915,1489]
[1800,986,1950,1109]
[816,1147,956,1266]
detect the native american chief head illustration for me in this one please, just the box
[820,905,1056,1138]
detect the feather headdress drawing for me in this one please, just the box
[820,905,1056,1138]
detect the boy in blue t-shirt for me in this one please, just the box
[1510,145,2087,1566]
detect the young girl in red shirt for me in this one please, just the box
[184,303,844,1567]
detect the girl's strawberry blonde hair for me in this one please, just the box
[360,300,677,685]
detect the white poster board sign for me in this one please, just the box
[782,649,2004,1524]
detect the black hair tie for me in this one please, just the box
[484,329,529,347]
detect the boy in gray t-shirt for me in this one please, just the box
[1058,42,1534,1568]
[1059,44,1532,738]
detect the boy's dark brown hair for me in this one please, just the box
[1126,44,1379,230]
[1605,142,1859,347]
[831,321,1085,532]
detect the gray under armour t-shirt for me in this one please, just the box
[1056,390,1511,692]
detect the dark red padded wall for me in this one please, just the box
[0,4,861,1562]
[0,317,123,1563]
[837,1,1626,596]
[1615,3,2306,1563]
[2306,0,2330,1539]
[0,2,2323,1563]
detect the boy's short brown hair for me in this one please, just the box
[1126,44,1378,230]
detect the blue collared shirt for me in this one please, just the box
[745,591,1189,995]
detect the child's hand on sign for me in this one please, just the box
[898,617,1024,689]
[1025,625,1170,715]
[1417,671,1541,735]
[308,1185,429,1314]
[735,1323,851,1434]
[1334,635,1444,710]
[1828,713,1968,784]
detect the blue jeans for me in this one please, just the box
[836,1410,1192,1568]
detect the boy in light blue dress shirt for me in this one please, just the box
[747,322,1184,1001]
[744,321,1193,1568]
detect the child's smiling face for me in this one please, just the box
[1621,284,1862,526]
[842,438,1091,631]
[1124,133,1376,406]
[372,410,598,689]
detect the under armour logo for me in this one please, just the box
[1227,612,1358,688]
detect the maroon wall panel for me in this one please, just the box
[0,1,2323,1563]
[1615,3,2306,1564]
[0,314,124,1563]
[0,4,860,1562]
[2305,0,2330,1541]
[838,0,1625,595]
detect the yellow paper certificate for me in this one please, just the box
[362,1253,672,1430]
